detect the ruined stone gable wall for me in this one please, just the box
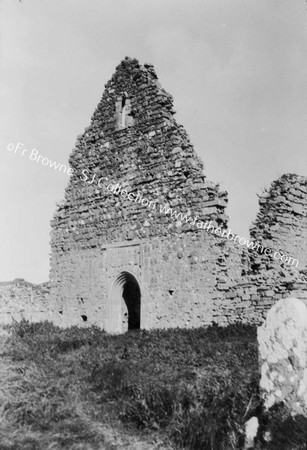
[49,57,245,329]
[47,59,307,331]
[50,58,228,252]
[2,62,306,330]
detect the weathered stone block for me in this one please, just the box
[258,297,307,416]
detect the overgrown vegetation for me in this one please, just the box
[0,321,303,449]
[254,403,307,450]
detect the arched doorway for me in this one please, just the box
[106,271,141,333]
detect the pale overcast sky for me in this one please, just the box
[1,0,307,283]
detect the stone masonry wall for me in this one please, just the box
[249,174,307,284]
[2,59,306,331]
[215,281,307,325]
[49,57,245,330]
[48,58,307,330]
[0,279,50,325]
[222,173,307,325]
[50,233,245,329]
[50,57,228,250]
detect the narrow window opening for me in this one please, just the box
[121,95,127,128]
[115,93,134,130]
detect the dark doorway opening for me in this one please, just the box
[122,273,141,330]
[114,271,141,331]
[107,271,141,333]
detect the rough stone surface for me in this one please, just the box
[48,57,243,330]
[249,174,307,285]
[258,297,307,417]
[244,416,259,449]
[1,58,307,331]
[0,279,50,324]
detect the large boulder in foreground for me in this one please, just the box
[258,297,307,417]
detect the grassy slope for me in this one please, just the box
[0,322,260,449]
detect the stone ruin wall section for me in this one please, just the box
[48,58,307,330]
[249,174,307,284]
[49,58,246,329]
[0,279,50,325]
[1,60,306,330]
[50,234,244,328]
[217,173,307,326]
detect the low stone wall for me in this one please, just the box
[0,279,50,325]
[258,297,307,417]
[214,281,307,325]
[1,276,306,330]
